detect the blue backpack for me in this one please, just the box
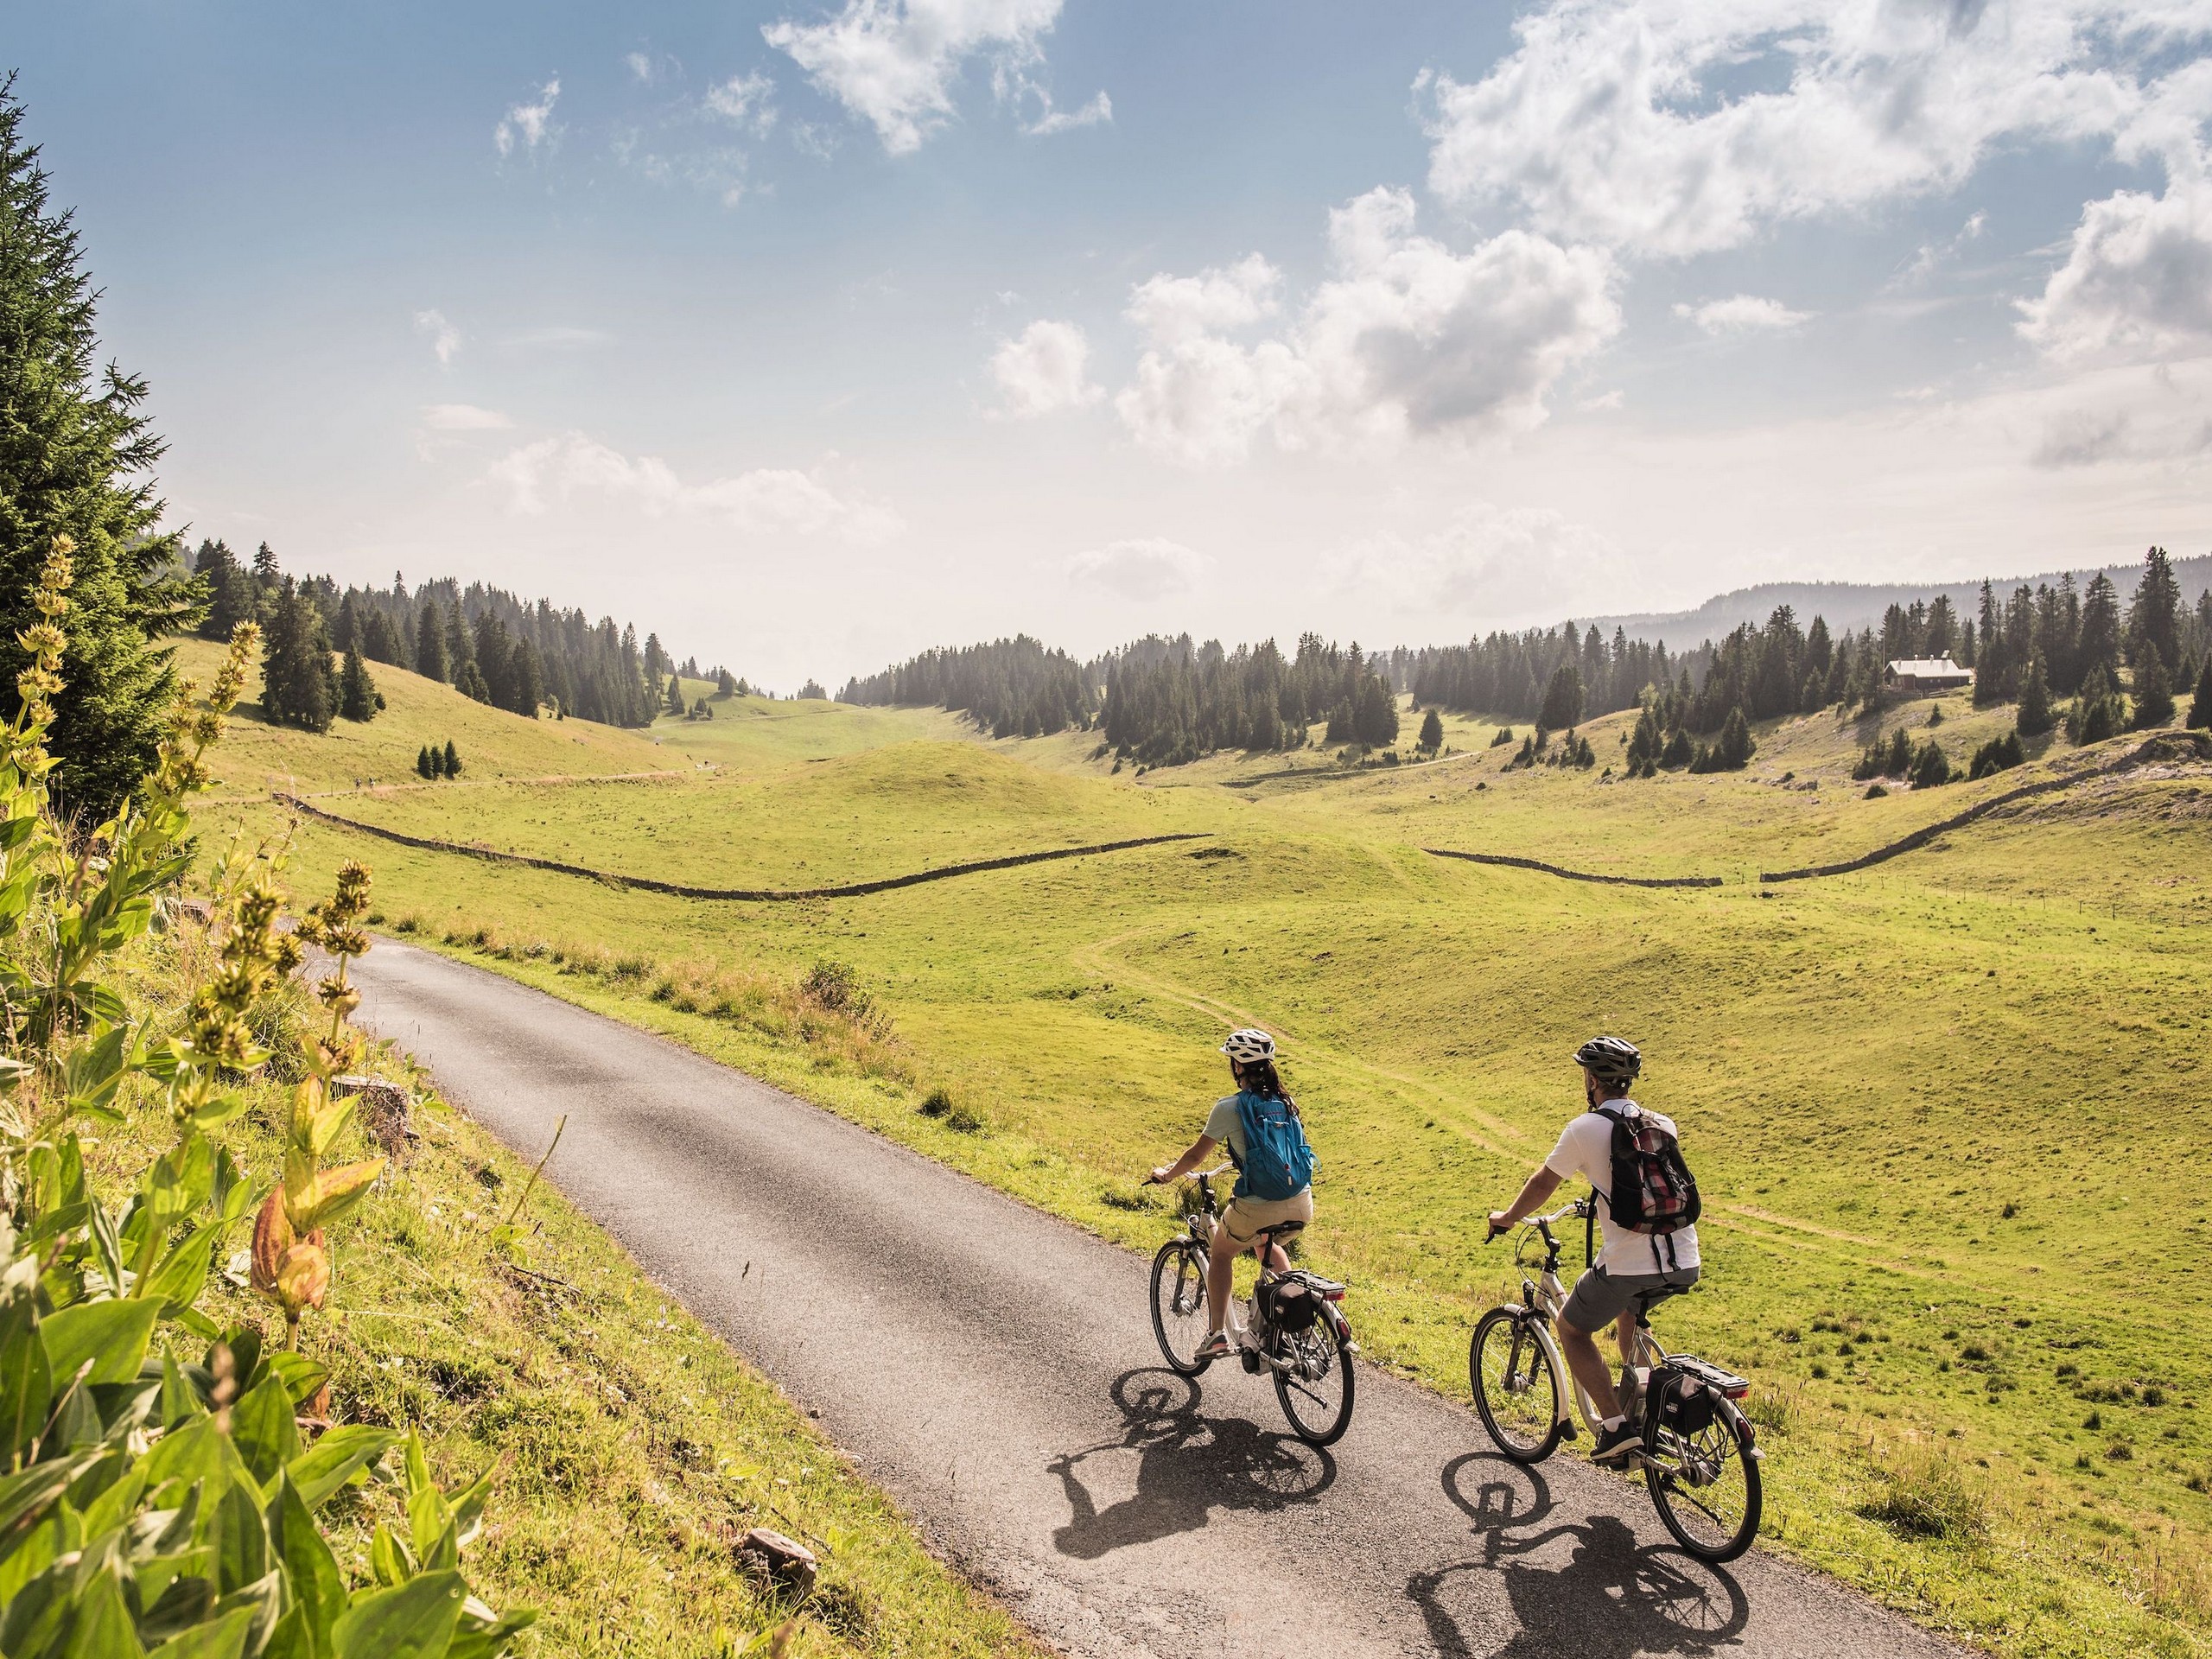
[1233,1091,1314,1201]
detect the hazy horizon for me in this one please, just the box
[14,1,2212,688]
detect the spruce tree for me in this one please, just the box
[2076,573,2122,686]
[259,577,339,732]
[1910,739,1951,789]
[2130,652,2175,729]
[2068,666,2124,744]
[2190,658,2212,730]
[416,599,451,682]
[2126,545,2183,677]
[338,643,378,721]
[1538,662,1585,730]
[666,672,686,717]
[2015,655,2054,738]
[1716,705,1755,770]
[0,84,202,818]
[1419,708,1444,752]
[416,743,434,779]
[454,659,491,704]
[442,740,461,777]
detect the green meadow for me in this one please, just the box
[199,640,2212,1659]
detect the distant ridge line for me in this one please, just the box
[275,794,1210,900]
[1421,849,1724,889]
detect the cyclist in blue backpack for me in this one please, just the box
[1147,1028,1315,1362]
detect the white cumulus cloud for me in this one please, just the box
[1115,188,1619,466]
[988,319,1101,417]
[1066,537,1207,602]
[1421,2,2208,262]
[495,76,561,158]
[487,433,903,543]
[764,0,1065,155]
[2019,155,2212,361]
[1674,294,1813,335]
[412,309,461,366]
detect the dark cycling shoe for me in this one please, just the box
[1590,1422,1643,1465]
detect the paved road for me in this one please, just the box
[353,940,1962,1659]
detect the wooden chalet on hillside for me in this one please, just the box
[1884,656,1974,695]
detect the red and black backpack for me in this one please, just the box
[1594,1103,1700,1274]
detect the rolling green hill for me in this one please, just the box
[198,671,2212,1659]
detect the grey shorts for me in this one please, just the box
[1560,1264,1701,1333]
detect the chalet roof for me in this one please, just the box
[1886,657,1974,677]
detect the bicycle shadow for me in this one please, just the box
[1047,1368,1337,1560]
[1405,1452,1750,1659]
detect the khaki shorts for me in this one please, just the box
[1219,1188,1313,1250]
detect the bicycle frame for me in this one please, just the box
[1501,1199,1672,1441]
[1176,1166,1351,1365]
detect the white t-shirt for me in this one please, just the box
[1544,1100,1701,1275]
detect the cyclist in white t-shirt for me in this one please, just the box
[1485,1036,1701,1466]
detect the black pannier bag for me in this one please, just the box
[1261,1276,1319,1333]
[1653,1356,1748,1436]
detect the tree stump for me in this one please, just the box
[738,1528,817,1598]
[332,1075,415,1160]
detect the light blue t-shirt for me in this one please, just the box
[1204,1093,1253,1162]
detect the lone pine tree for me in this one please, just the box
[338,641,378,722]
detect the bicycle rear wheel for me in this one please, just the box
[1274,1321,1356,1446]
[1150,1239,1212,1376]
[1643,1400,1762,1562]
[1469,1307,1564,1463]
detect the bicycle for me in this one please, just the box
[1471,1198,1763,1563]
[1146,1165,1357,1446]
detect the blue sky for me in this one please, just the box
[13,1,2212,686]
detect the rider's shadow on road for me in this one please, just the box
[1407,1452,1750,1659]
[1048,1369,1336,1560]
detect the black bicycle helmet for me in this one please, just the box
[1572,1035,1642,1087]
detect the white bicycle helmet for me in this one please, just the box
[1572,1034,1642,1086]
[1219,1028,1276,1065]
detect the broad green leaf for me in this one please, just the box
[295,1160,385,1233]
[138,1224,224,1317]
[0,1290,53,1461]
[264,1352,327,1409]
[213,1478,269,1594]
[444,1608,538,1659]
[59,1558,145,1658]
[370,1521,413,1588]
[0,1504,70,1606]
[146,1608,254,1659]
[284,1426,399,1511]
[0,1450,99,1535]
[89,1201,128,1296]
[142,1416,252,1508]
[267,1474,346,1653]
[228,1375,298,1489]
[161,1354,207,1428]
[41,1298,160,1386]
[331,1570,466,1659]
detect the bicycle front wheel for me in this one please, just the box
[1469,1307,1564,1463]
[1644,1401,1763,1562]
[1274,1321,1356,1446]
[1150,1239,1212,1376]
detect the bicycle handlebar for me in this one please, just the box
[1485,1197,1592,1243]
